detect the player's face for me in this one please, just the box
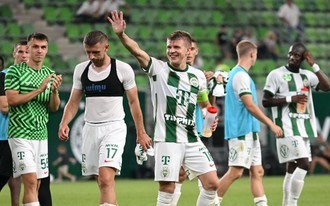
[28,38,48,64]
[166,39,189,68]
[287,45,304,69]
[84,42,109,67]
[187,42,198,66]
[13,45,29,63]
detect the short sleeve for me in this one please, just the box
[5,66,20,91]
[232,71,251,97]
[263,70,278,96]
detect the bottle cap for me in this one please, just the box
[301,87,309,91]
[207,106,217,114]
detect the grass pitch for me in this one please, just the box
[0,175,329,205]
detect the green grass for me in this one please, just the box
[0,175,329,205]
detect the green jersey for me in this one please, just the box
[5,62,55,140]
[145,57,207,143]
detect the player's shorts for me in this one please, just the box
[276,136,311,163]
[154,141,216,182]
[81,121,126,176]
[8,138,48,179]
[0,140,13,177]
[227,132,262,169]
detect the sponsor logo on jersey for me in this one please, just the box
[164,114,195,127]
[288,112,311,119]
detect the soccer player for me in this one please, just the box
[5,33,62,206]
[108,11,219,206]
[58,30,152,206]
[262,43,330,206]
[217,40,283,206]
[0,40,29,206]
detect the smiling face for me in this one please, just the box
[166,38,190,69]
[287,44,305,70]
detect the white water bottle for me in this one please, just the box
[201,106,218,138]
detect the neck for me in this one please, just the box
[237,60,251,72]
[27,60,42,70]
[92,56,111,72]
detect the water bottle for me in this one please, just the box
[201,106,218,138]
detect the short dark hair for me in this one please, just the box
[290,42,306,53]
[168,30,192,47]
[27,32,49,42]
[0,55,4,68]
[83,30,108,46]
[14,40,28,51]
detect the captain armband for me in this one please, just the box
[197,90,209,103]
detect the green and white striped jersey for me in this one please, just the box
[145,57,207,143]
[264,66,319,138]
[5,62,55,140]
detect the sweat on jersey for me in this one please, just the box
[263,66,319,138]
[4,62,55,140]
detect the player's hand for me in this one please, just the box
[134,144,154,165]
[107,10,126,35]
[52,74,62,92]
[137,132,152,151]
[210,117,219,132]
[203,70,214,82]
[303,51,315,67]
[58,124,70,141]
[292,94,308,104]
[271,124,283,138]
[39,74,53,92]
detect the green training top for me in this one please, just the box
[5,62,55,140]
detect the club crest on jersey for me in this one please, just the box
[189,77,199,87]
[303,78,309,87]
[282,74,292,81]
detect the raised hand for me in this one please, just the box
[107,10,126,35]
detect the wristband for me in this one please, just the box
[286,96,292,103]
[312,64,320,73]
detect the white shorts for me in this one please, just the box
[8,138,48,179]
[154,141,216,182]
[227,132,262,169]
[81,121,126,176]
[276,136,311,163]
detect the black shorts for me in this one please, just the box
[0,140,13,177]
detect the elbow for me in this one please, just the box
[262,100,270,108]
[7,99,19,107]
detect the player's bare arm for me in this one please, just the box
[58,89,83,141]
[108,10,150,69]
[126,86,152,150]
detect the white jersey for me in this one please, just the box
[264,66,319,138]
[145,57,207,143]
[73,59,136,123]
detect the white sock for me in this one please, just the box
[157,191,173,206]
[100,204,116,206]
[23,202,39,206]
[288,168,307,206]
[282,172,292,206]
[254,195,268,206]
[196,188,216,206]
[170,183,182,206]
